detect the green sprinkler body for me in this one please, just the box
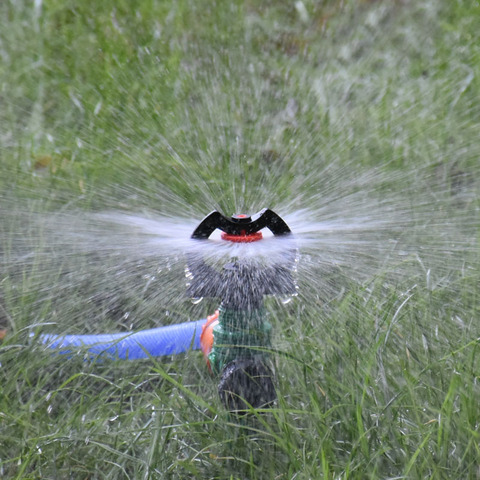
[188,209,296,412]
[207,305,272,376]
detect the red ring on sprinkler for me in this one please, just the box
[220,213,263,242]
[221,231,263,243]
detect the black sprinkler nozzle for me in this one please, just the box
[191,208,291,239]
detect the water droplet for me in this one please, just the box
[281,293,298,305]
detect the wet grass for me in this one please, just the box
[1,0,480,479]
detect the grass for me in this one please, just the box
[1,0,480,478]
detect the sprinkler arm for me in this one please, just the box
[191,208,291,239]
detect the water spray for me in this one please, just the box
[3,208,296,412]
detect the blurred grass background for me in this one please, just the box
[1,0,479,478]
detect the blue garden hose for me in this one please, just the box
[37,318,207,360]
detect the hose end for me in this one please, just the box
[200,311,219,371]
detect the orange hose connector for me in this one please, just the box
[200,310,219,370]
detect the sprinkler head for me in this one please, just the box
[218,358,276,412]
[191,208,291,241]
[187,208,297,307]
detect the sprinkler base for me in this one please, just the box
[218,358,276,412]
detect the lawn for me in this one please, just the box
[1,0,479,478]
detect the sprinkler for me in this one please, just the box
[188,208,296,412]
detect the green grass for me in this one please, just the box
[1,0,480,478]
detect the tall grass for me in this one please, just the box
[1,0,479,478]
